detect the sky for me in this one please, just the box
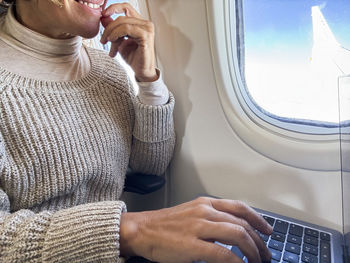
[244,0,350,62]
[243,0,350,123]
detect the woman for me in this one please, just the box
[0,0,272,262]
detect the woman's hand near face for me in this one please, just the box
[120,197,273,263]
[100,3,158,82]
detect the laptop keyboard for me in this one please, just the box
[255,214,332,263]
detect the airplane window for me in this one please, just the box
[239,0,350,126]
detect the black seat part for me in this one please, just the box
[124,170,165,195]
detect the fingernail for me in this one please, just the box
[267,224,273,233]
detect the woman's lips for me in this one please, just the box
[75,0,104,10]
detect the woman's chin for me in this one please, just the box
[79,26,101,39]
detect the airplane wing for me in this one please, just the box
[311,6,350,75]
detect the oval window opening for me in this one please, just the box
[240,0,350,126]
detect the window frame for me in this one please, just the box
[205,0,340,171]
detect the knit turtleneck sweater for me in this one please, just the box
[0,9,175,263]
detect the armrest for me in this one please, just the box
[126,256,155,263]
[124,170,166,195]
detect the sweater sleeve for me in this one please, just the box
[0,135,127,263]
[99,52,175,175]
[129,92,176,175]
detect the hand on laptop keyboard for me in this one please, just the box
[120,197,273,263]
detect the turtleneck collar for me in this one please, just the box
[0,5,82,62]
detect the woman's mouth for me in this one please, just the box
[75,0,104,10]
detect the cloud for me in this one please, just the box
[319,1,327,10]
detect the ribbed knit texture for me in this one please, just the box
[0,46,175,262]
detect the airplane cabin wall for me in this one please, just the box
[131,0,342,231]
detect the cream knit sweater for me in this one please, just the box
[0,25,175,263]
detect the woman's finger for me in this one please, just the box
[210,199,273,235]
[108,38,137,59]
[207,210,271,261]
[198,221,261,263]
[101,15,146,30]
[100,16,114,28]
[102,2,142,19]
[100,16,153,44]
[108,40,121,57]
[195,240,244,263]
[101,24,150,46]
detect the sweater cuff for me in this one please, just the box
[43,201,126,263]
[133,92,175,143]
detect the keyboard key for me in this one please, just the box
[274,220,289,234]
[287,234,302,245]
[305,228,319,238]
[304,235,318,247]
[285,242,301,255]
[268,239,284,251]
[230,246,244,259]
[271,232,286,242]
[320,232,331,241]
[269,248,282,261]
[301,252,318,263]
[283,251,299,263]
[263,215,275,226]
[258,232,269,242]
[303,243,318,256]
[289,224,303,237]
[320,241,330,251]
[320,258,331,263]
[320,241,331,263]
